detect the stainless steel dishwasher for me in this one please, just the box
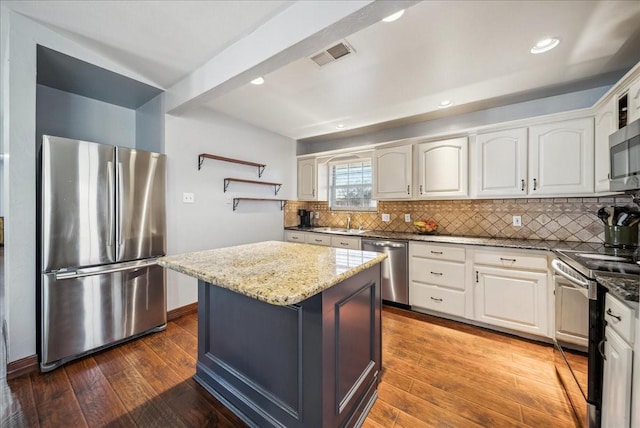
[362,239,409,307]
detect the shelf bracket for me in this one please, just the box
[274,184,282,195]
[258,165,266,178]
[280,200,286,210]
[198,155,205,170]
[224,178,230,193]
[233,198,240,211]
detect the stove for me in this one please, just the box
[555,246,640,279]
[551,245,640,428]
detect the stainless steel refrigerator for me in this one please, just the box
[39,135,167,371]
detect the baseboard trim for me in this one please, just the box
[167,302,198,321]
[7,354,38,379]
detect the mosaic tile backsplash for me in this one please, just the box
[285,196,636,243]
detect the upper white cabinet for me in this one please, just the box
[528,117,594,195]
[297,158,327,201]
[417,137,468,198]
[373,144,413,199]
[594,99,616,193]
[628,75,640,123]
[475,128,528,197]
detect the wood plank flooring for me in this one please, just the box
[2,306,580,427]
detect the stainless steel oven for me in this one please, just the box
[552,257,604,428]
[552,247,640,428]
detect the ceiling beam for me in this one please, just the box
[165,0,417,115]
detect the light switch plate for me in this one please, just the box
[512,215,522,227]
[404,214,411,222]
[183,192,195,203]
[382,213,391,222]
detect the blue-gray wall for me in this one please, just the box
[297,86,611,155]
[135,93,165,153]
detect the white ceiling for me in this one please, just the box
[4,0,640,142]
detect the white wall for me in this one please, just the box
[164,108,296,310]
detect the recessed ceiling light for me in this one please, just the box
[382,10,404,22]
[530,38,560,54]
[438,100,453,109]
[336,124,345,129]
[250,77,264,85]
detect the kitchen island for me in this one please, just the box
[158,241,386,428]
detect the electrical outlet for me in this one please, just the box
[382,213,391,222]
[512,215,522,227]
[183,192,195,203]
[314,212,319,219]
[404,213,411,222]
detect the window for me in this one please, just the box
[329,158,377,211]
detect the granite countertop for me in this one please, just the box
[595,272,640,305]
[286,226,604,252]
[158,241,387,306]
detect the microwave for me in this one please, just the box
[610,118,640,192]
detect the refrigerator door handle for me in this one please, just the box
[118,162,125,246]
[107,161,114,247]
[55,259,159,280]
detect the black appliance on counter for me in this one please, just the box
[551,247,640,428]
[298,209,312,228]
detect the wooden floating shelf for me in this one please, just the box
[224,178,282,195]
[198,153,266,177]
[233,198,287,211]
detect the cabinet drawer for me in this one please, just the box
[410,242,465,262]
[605,294,635,344]
[284,231,306,243]
[410,282,465,317]
[330,235,361,250]
[305,233,331,246]
[474,250,547,271]
[411,258,465,290]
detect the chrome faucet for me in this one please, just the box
[347,216,351,230]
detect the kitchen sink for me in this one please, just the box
[311,227,368,235]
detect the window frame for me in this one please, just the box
[327,156,377,212]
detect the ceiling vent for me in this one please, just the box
[310,41,355,67]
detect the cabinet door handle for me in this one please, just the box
[521,179,525,191]
[533,178,537,191]
[606,308,622,322]
[314,239,322,243]
[430,251,443,255]
[500,257,517,263]
[430,271,443,276]
[598,337,607,360]
[419,184,423,195]
[475,271,479,283]
[430,297,443,302]
[407,185,410,195]
[340,242,349,246]
[312,188,315,197]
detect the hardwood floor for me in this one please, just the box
[2,306,580,427]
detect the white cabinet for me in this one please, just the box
[475,128,528,197]
[595,99,616,193]
[284,230,306,243]
[417,137,468,198]
[624,74,640,125]
[372,144,412,199]
[528,117,594,195]
[330,235,361,249]
[409,242,468,317]
[473,249,549,337]
[297,158,327,201]
[601,293,636,428]
[305,233,331,246]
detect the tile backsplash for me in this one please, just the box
[285,196,636,243]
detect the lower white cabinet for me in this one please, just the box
[473,249,549,337]
[284,230,360,249]
[601,293,635,428]
[409,242,469,318]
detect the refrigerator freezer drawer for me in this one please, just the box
[41,263,166,371]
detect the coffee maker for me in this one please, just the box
[298,209,312,228]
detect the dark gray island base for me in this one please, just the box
[195,264,382,428]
